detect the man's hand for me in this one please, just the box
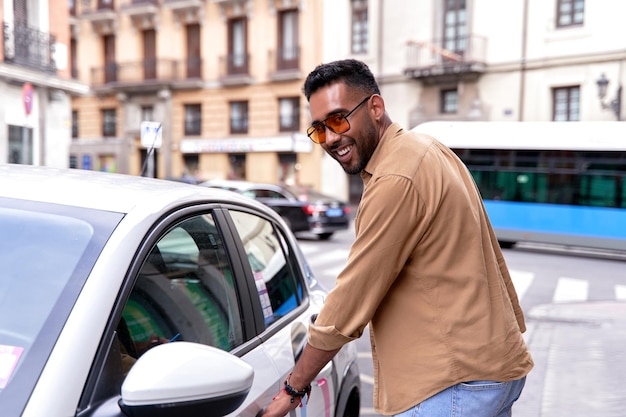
[262,388,303,417]
[261,343,339,417]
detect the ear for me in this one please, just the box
[369,94,386,120]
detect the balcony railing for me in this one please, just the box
[90,58,202,86]
[268,47,301,81]
[224,53,249,76]
[219,53,253,85]
[2,22,56,73]
[404,35,487,84]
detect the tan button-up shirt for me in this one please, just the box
[308,123,534,415]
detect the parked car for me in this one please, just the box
[286,185,352,240]
[200,180,351,240]
[0,165,360,417]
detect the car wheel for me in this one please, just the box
[342,387,360,417]
[318,232,333,240]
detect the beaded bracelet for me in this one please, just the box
[283,374,312,404]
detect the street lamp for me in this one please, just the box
[596,73,622,120]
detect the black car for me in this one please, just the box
[200,180,350,240]
[286,185,352,240]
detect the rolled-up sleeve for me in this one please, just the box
[308,174,427,351]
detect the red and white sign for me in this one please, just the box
[22,82,34,115]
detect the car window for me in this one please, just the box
[229,211,302,327]
[260,190,285,199]
[118,212,244,374]
[0,201,121,414]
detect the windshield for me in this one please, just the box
[0,198,122,408]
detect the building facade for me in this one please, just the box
[0,0,87,167]
[372,0,625,129]
[70,0,328,191]
[5,0,623,203]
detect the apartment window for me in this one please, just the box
[441,89,458,114]
[230,101,248,134]
[351,0,368,54]
[141,106,154,122]
[553,86,580,121]
[143,29,156,80]
[103,35,116,83]
[186,24,201,78]
[72,110,78,138]
[97,0,113,10]
[14,0,27,23]
[557,0,584,27]
[279,97,299,132]
[277,9,299,70]
[69,0,77,16]
[8,125,33,164]
[184,104,202,136]
[443,0,467,55]
[102,109,117,137]
[70,38,78,78]
[227,18,248,75]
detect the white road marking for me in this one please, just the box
[553,277,588,303]
[615,285,626,301]
[510,270,534,302]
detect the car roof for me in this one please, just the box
[0,165,264,214]
[200,179,286,191]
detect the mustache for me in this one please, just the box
[328,138,353,151]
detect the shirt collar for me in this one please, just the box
[360,122,404,186]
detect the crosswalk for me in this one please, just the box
[510,270,626,303]
[300,244,626,304]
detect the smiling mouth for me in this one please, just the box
[337,145,353,157]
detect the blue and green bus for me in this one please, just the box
[413,121,626,251]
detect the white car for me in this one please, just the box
[0,165,360,417]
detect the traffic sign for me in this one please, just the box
[140,121,162,149]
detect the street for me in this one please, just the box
[296,227,626,417]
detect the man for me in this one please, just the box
[264,59,533,417]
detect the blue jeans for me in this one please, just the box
[393,377,526,417]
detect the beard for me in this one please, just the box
[341,120,379,175]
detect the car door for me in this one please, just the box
[76,205,285,417]
[224,208,337,417]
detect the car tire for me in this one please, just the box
[334,361,361,417]
[318,232,333,240]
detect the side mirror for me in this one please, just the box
[120,342,254,417]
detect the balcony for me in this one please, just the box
[121,0,159,29]
[90,58,203,93]
[82,0,117,34]
[219,53,253,86]
[268,46,301,82]
[163,0,204,24]
[2,22,56,74]
[404,35,487,85]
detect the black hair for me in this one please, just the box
[302,59,381,101]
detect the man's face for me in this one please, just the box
[308,83,379,175]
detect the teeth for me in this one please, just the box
[337,146,352,156]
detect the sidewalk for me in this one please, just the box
[514,301,626,417]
